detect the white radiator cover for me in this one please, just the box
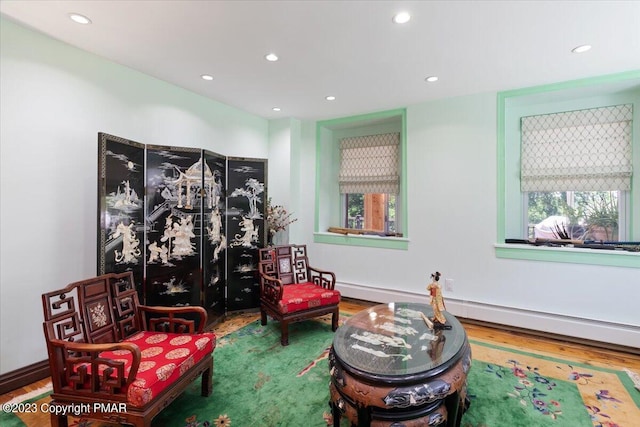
[338,282,640,349]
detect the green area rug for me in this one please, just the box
[3,318,639,426]
[155,319,337,427]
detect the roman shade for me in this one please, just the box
[521,104,633,192]
[339,132,400,194]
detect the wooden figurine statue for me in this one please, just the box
[427,271,451,329]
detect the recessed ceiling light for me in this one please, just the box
[425,76,439,82]
[392,12,411,24]
[572,44,592,53]
[265,53,279,62]
[69,13,91,25]
[325,95,336,101]
[272,107,281,112]
[201,74,214,81]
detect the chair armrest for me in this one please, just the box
[259,272,284,303]
[49,339,141,391]
[308,266,336,290]
[137,305,208,334]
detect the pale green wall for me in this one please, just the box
[2,16,639,378]
[298,91,639,347]
[0,18,268,375]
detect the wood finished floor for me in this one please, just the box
[3,297,639,405]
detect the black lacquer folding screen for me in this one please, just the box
[98,133,145,292]
[202,150,227,319]
[98,133,266,323]
[144,145,203,308]
[226,157,267,312]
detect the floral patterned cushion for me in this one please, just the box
[278,282,341,314]
[80,331,215,407]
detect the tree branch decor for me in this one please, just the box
[266,198,297,243]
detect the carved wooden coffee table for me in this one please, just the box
[329,302,471,427]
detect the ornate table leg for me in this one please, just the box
[356,404,371,427]
[330,400,341,427]
[445,391,461,427]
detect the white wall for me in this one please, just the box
[296,93,640,348]
[268,119,293,207]
[267,118,305,245]
[0,18,268,375]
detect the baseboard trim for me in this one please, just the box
[0,360,50,395]
[458,317,640,356]
[337,281,640,350]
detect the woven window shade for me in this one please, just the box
[521,104,633,192]
[339,133,400,194]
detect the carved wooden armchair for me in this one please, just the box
[42,272,215,427]
[258,244,341,346]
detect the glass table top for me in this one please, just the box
[332,302,467,378]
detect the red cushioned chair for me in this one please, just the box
[42,272,215,427]
[258,244,341,346]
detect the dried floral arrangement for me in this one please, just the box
[266,198,298,238]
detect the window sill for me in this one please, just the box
[314,232,409,250]
[495,243,640,268]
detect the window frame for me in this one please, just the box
[315,109,408,250]
[496,71,640,268]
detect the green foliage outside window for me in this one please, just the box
[346,194,364,229]
[527,191,619,241]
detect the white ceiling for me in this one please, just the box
[2,0,639,121]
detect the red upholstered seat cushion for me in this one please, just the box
[86,331,215,407]
[278,282,341,314]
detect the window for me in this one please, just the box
[339,132,400,235]
[496,71,640,268]
[526,190,624,241]
[345,193,397,233]
[315,109,407,249]
[521,104,632,242]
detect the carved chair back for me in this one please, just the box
[42,272,141,394]
[42,272,140,346]
[110,272,142,338]
[258,244,310,285]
